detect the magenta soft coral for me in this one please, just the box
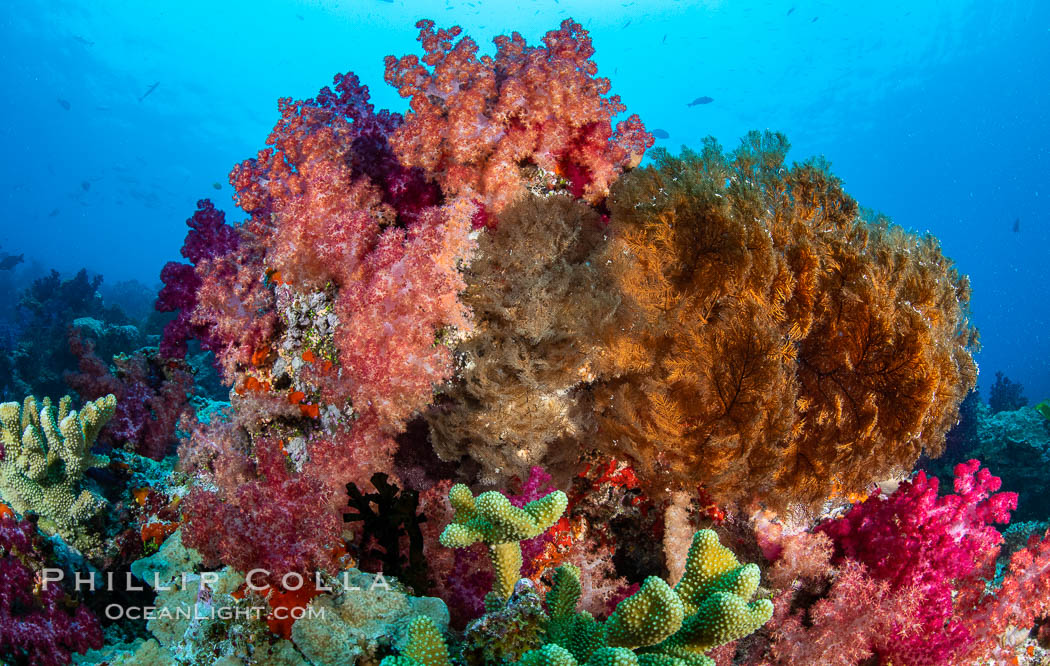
[814,459,1017,664]
[156,199,241,360]
[0,514,103,665]
[384,19,653,216]
[180,429,343,587]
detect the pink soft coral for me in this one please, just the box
[813,459,1017,664]
[384,19,653,216]
[957,527,1050,662]
[770,560,924,666]
[230,71,475,430]
[180,427,343,586]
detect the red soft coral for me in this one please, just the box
[180,428,342,586]
[384,19,653,216]
[231,70,475,430]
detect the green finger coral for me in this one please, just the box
[387,528,770,666]
[439,483,568,600]
[549,529,771,665]
[0,393,115,552]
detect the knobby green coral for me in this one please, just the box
[439,483,568,600]
[381,615,452,666]
[0,394,115,550]
[389,529,771,665]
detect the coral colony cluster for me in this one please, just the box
[3,18,1050,666]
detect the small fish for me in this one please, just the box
[811,16,818,22]
[662,34,667,44]
[651,129,670,139]
[57,98,71,110]
[72,35,95,47]
[787,7,794,15]
[0,254,24,270]
[296,14,304,20]
[48,208,60,217]
[212,182,222,190]
[138,81,160,102]
[623,20,631,28]
[1013,217,1020,232]
[688,96,714,106]
[81,180,91,191]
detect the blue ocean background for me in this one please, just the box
[1,0,1047,402]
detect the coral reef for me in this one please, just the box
[386,529,772,666]
[990,370,1029,413]
[66,330,193,460]
[813,460,1016,662]
[967,403,1050,521]
[744,460,1050,664]
[1,269,136,402]
[24,14,1048,666]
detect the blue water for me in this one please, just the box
[1,0,1047,400]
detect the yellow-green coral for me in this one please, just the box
[380,616,452,666]
[0,394,114,549]
[387,529,769,666]
[605,577,685,649]
[439,483,568,600]
[547,529,771,665]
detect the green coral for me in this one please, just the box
[381,616,452,666]
[439,483,568,600]
[388,529,771,666]
[0,393,114,550]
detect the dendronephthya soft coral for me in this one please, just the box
[385,19,653,217]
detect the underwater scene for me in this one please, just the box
[2,1,1049,664]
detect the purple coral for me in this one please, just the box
[0,514,103,665]
[155,199,241,359]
